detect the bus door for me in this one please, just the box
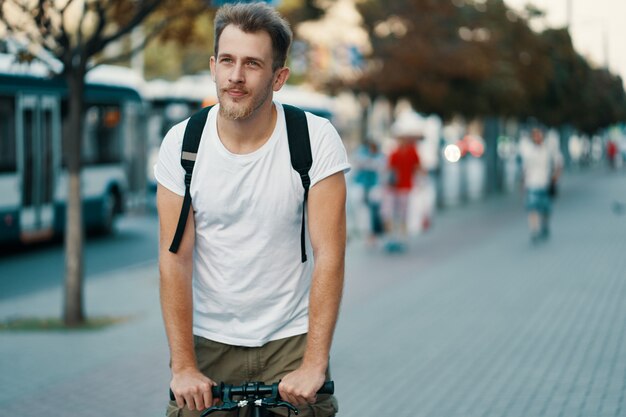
[17,94,60,242]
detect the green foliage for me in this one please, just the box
[353,0,626,129]
[279,0,325,26]
[143,5,215,79]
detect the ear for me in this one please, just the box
[273,67,290,92]
[210,56,216,82]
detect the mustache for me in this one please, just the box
[221,85,248,94]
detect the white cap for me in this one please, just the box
[391,111,424,137]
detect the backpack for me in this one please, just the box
[169,104,313,263]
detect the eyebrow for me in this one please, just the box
[218,52,267,65]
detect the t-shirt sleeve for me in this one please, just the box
[518,139,530,161]
[550,141,564,169]
[153,120,188,196]
[308,116,351,188]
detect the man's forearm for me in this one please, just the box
[302,253,345,371]
[160,258,197,372]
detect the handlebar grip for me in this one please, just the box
[317,380,334,395]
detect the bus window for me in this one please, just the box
[42,107,55,203]
[0,97,16,173]
[82,104,123,165]
[23,107,35,206]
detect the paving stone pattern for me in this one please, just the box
[1,169,625,417]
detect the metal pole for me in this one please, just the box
[566,0,572,27]
[603,25,609,69]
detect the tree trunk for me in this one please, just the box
[63,68,86,327]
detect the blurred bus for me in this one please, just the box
[0,58,145,244]
[144,73,217,189]
[274,84,335,120]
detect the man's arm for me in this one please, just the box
[279,171,347,406]
[158,184,214,411]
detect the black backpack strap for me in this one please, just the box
[283,104,312,263]
[169,105,213,253]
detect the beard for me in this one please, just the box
[218,78,274,121]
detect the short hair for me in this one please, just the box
[214,2,293,72]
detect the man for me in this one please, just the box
[383,111,423,252]
[519,127,563,243]
[155,3,350,416]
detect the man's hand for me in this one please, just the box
[278,365,326,406]
[170,368,216,411]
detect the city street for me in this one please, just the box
[0,212,159,300]
[0,168,625,417]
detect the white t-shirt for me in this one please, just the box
[519,137,563,189]
[155,102,350,347]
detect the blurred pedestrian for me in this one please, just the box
[352,139,385,245]
[519,128,563,244]
[382,112,423,252]
[606,139,618,169]
[155,3,349,416]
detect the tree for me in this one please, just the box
[531,28,626,133]
[354,0,553,120]
[0,0,205,326]
[142,1,216,79]
[354,0,626,128]
[280,0,324,25]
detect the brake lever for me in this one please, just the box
[255,398,299,416]
[200,401,242,417]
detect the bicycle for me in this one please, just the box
[170,380,335,417]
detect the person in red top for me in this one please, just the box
[383,111,423,251]
[389,140,420,190]
[607,140,618,169]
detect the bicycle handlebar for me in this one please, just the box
[169,380,334,402]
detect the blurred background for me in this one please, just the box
[1,1,625,416]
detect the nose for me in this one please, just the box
[229,62,244,84]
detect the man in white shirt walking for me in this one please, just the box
[519,128,563,243]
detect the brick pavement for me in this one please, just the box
[0,169,625,417]
[334,169,626,417]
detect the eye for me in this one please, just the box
[247,60,260,67]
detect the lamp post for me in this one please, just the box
[566,0,572,28]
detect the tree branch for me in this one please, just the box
[0,4,51,51]
[56,0,73,53]
[88,10,180,70]
[87,0,164,56]
[1,26,60,74]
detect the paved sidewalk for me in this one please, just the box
[0,261,168,417]
[335,169,626,417]
[1,169,625,417]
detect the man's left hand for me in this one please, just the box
[278,366,326,406]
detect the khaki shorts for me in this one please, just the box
[166,333,338,417]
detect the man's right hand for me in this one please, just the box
[170,368,216,411]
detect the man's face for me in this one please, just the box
[532,129,544,144]
[210,25,287,121]
[397,134,419,145]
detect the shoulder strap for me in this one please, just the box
[169,105,213,253]
[169,104,313,263]
[283,104,313,263]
